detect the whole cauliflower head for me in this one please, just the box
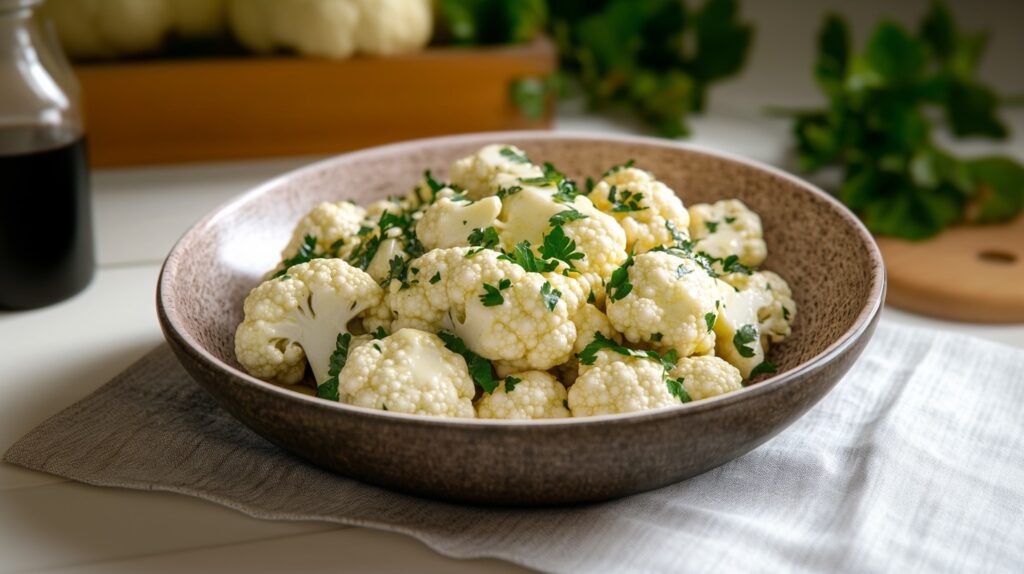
[588,167,690,254]
[568,350,680,416]
[670,355,743,401]
[455,270,577,372]
[606,251,719,356]
[475,371,570,420]
[235,259,383,385]
[280,200,366,262]
[688,199,767,268]
[450,144,544,200]
[416,192,502,251]
[496,185,628,281]
[339,328,475,417]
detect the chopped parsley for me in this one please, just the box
[500,240,559,273]
[667,377,692,403]
[577,332,678,372]
[548,209,588,227]
[521,162,580,204]
[384,254,411,289]
[724,216,737,224]
[279,274,292,281]
[706,220,720,233]
[272,234,338,278]
[504,376,522,393]
[539,225,585,271]
[749,361,778,379]
[563,398,569,409]
[733,324,759,358]
[675,263,691,278]
[317,333,353,401]
[480,278,512,306]
[587,290,597,304]
[651,332,664,342]
[782,306,791,320]
[540,281,561,311]
[607,185,647,212]
[372,326,388,340]
[606,253,635,301]
[438,331,498,394]
[429,271,442,284]
[499,147,531,164]
[704,312,717,332]
[468,225,499,249]
[496,185,522,199]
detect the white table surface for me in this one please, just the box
[4,1,1024,564]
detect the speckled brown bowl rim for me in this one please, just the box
[157,131,886,430]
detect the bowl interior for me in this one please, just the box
[163,133,880,400]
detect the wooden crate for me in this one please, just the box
[76,37,556,167]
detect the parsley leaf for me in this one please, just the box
[749,360,778,379]
[429,271,442,284]
[467,226,501,249]
[704,312,717,332]
[496,185,522,199]
[548,209,588,227]
[372,326,388,340]
[667,377,692,403]
[577,332,678,372]
[499,240,559,273]
[587,290,597,304]
[724,216,737,224]
[706,220,719,233]
[438,330,498,394]
[272,234,331,278]
[606,253,635,301]
[480,278,512,306]
[651,332,663,342]
[317,333,352,401]
[539,225,586,271]
[504,376,521,393]
[607,185,648,212]
[540,281,561,311]
[499,146,531,164]
[733,324,759,358]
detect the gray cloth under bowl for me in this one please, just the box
[6,321,1024,573]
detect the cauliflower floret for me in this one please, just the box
[280,201,366,262]
[351,0,433,56]
[450,144,544,200]
[721,270,797,345]
[551,304,621,386]
[339,328,475,417]
[568,350,680,416]
[454,272,576,372]
[234,259,383,385]
[688,199,767,268]
[606,251,718,356]
[588,167,690,253]
[713,278,768,379]
[416,193,502,250]
[670,355,743,401]
[496,185,628,282]
[475,371,570,419]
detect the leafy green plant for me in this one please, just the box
[439,0,752,137]
[790,2,1024,239]
[549,0,752,136]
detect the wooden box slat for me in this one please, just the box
[76,37,556,167]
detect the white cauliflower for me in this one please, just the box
[551,303,620,387]
[449,144,544,200]
[496,185,628,281]
[669,355,743,401]
[42,0,173,59]
[713,278,769,379]
[605,251,719,356]
[280,200,366,262]
[229,0,432,59]
[234,259,383,385]
[721,270,797,345]
[688,199,767,268]
[416,192,502,250]
[475,371,570,420]
[339,328,475,417]
[568,349,680,416]
[588,166,690,253]
[454,270,576,372]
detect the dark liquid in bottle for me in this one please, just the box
[0,126,94,310]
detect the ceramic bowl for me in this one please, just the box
[157,132,885,506]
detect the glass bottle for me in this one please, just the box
[0,0,93,309]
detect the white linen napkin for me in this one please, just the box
[6,321,1024,573]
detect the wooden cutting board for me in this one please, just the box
[877,216,1024,323]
